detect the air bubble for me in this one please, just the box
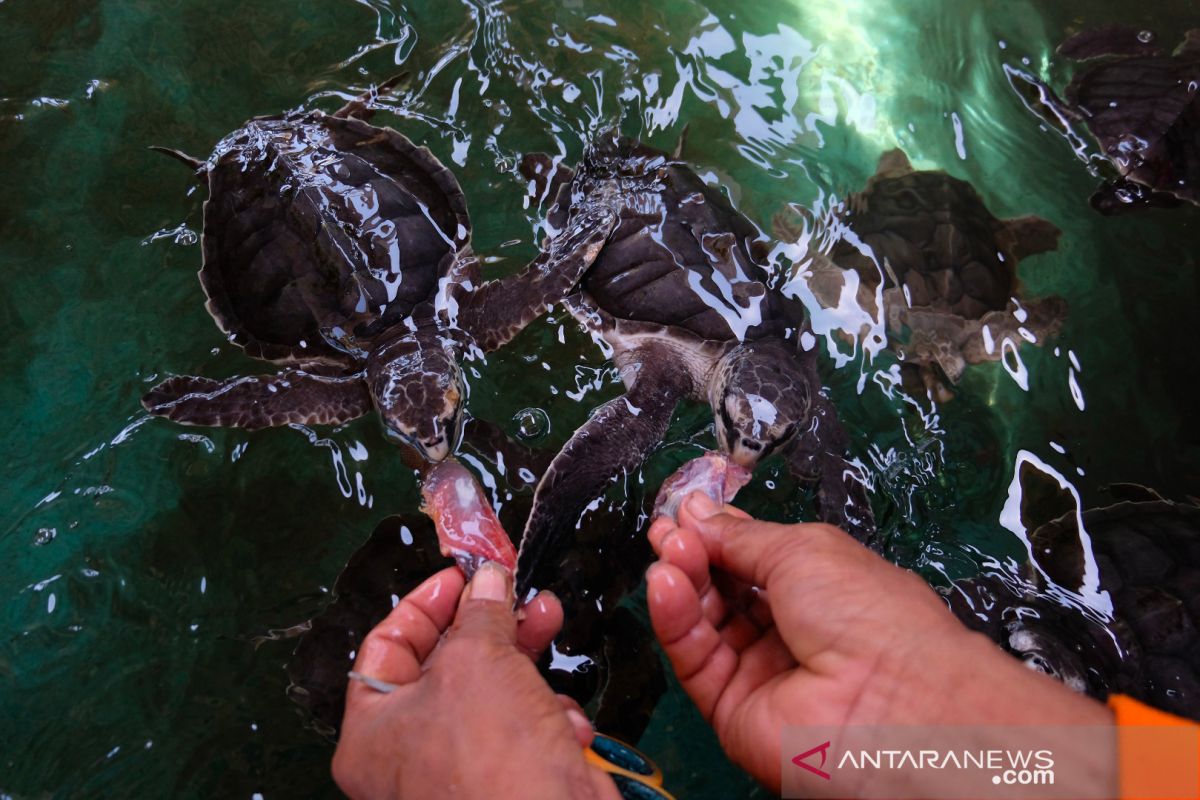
[514,407,550,440]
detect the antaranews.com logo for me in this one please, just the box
[792,740,1055,786]
[779,724,1193,799]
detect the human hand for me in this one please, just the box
[646,494,1113,794]
[333,563,621,800]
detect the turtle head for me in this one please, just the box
[366,334,465,462]
[709,339,811,469]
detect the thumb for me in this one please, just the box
[677,492,837,589]
[448,561,519,649]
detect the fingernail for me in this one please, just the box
[566,708,593,732]
[531,590,558,615]
[685,492,721,519]
[468,561,510,602]
[662,530,682,554]
[645,561,676,588]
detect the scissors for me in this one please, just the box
[349,672,675,799]
[585,733,675,800]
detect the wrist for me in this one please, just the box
[834,627,1117,799]
[938,631,1114,726]
[849,622,1113,728]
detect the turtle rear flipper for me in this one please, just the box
[455,205,617,353]
[148,146,205,173]
[785,394,876,547]
[143,369,371,430]
[515,349,690,597]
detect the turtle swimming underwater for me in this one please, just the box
[514,133,874,594]
[946,484,1200,721]
[783,149,1066,401]
[1029,26,1200,214]
[142,79,615,461]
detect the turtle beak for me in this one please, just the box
[728,438,764,469]
[382,427,450,462]
[412,409,465,462]
[418,436,451,463]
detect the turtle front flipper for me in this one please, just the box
[519,153,575,231]
[456,205,617,353]
[785,394,877,547]
[515,355,689,597]
[142,369,371,430]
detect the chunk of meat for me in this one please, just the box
[420,460,517,577]
[653,452,752,521]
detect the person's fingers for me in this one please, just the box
[516,590,564,659]
[659,528,711,592]
[677,493,855,589]
[647,516,676,553]
[717,612,764,653]
[646,561,738,722]
[710,627,800,730]
[721,503,754,520]
[557,694,595,748]
[446,561,519,649]
[349,566,464,707]
[660,527,735,630]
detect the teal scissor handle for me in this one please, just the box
[586,733,675,800]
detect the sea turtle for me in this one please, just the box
[142,79,615,462]
[514,133,874,594]
[1028,26,1200,214]
[781,150,1066,401]
[946,483,1200,721]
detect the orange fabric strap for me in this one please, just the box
[1109,695,1193,728]
[1108,695,1199,800]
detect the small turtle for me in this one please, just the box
[946,483,1200,721]
[1034,26,1200,214]
[514,133,874,594]
[783,150,1066,401]
[142,79,614,461]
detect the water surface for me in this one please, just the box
[1,0,1198,796]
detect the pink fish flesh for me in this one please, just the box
[652,452,752,521]
[420,460,517,578]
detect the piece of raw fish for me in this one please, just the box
[652,452,752,521]
[421,460,517,577]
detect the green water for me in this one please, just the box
[2,0,1198,796]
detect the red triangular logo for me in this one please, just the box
[792,740,832,780]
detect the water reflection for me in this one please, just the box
[7,0,1198,796]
